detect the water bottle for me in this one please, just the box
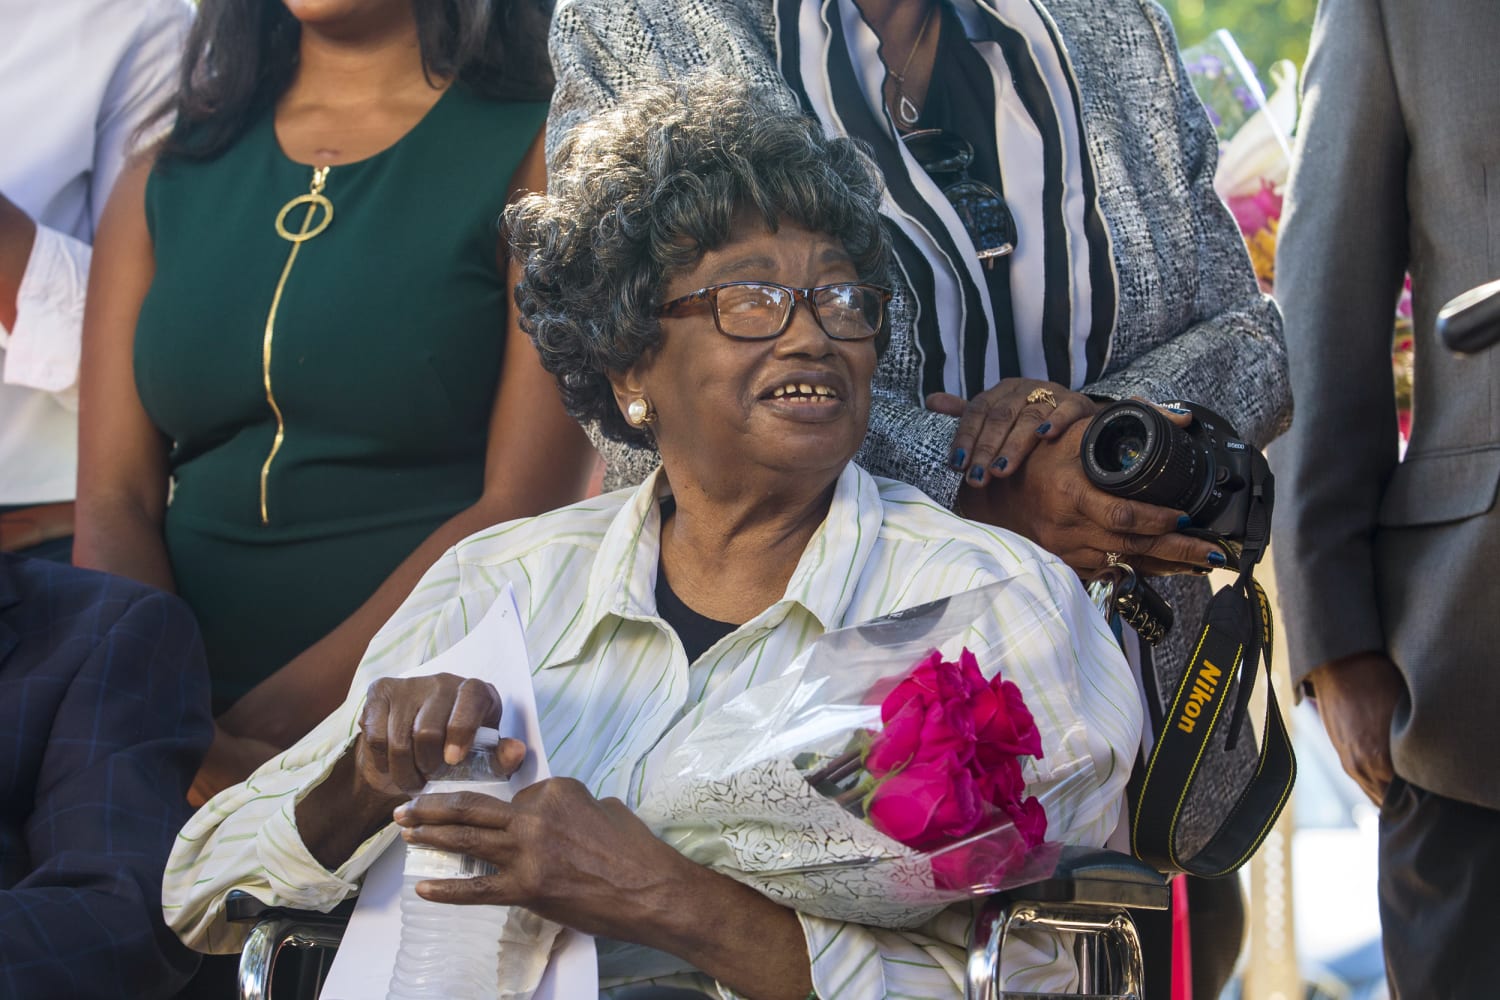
[387,726,512,999]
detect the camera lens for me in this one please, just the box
[1080,402,1209,513]
[1094,418,1150,474]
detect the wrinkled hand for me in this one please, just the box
[927,378,1098,486]
[394,778,694,942]
[355,673,526,800]
[1306,651,1404,806]
[960,416,1226,576]
[189,724,282,806]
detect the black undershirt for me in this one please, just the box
[654,500,738,663]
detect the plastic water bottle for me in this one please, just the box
[387,727,512,999]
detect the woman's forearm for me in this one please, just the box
[72,493,176,593]
[641,859,813,1000]
[296,751,405,871]
[220,494,558,747]
[0,192,37,330]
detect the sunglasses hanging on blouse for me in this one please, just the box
[902,128,1018,267]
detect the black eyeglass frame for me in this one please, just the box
[657,280,894,342]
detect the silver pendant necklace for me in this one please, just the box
[887,2,937,129]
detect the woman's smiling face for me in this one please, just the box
[616,219,878,492]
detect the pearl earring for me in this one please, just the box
[627,397,654,426]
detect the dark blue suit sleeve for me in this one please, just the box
[0,587,214,1000]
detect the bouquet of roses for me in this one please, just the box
[1182,30,1299,291]
[801,646,1048,891]
[633,580,1123,930]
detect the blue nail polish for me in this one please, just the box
[1036,422,1052,436]
[1167,406,1191,415]
[1206,550,1227,568]
[969,465,985,482]
[992,456,1009,472]
[950,448,967,469]
[1176,515,1193,530]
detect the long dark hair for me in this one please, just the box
[156,0,555,162]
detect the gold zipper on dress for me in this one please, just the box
[261,165,334,524]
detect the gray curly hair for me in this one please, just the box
[506,77,892,447]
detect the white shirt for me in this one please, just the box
[0,0,191,503]
[165,464,1142,997]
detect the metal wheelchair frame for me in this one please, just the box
[226,891,354,1000]
[226,847,1167,1000]
[966,847,1168,1000]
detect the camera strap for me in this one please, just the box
[1127,461,1295,876]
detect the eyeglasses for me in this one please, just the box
[902,128,1017,265]
[657,281,892,342]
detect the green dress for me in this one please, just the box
[135,87,548,705]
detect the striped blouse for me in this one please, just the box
[164,463,1141,997]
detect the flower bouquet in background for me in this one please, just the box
[1182,30,1299,292]
[634,581,1116,930]
[1184,31,1418,446]
[1394,275,1415,442]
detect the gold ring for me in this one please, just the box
[1026,387,1058,408]
[1105,551,1123,567]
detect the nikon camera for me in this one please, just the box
[1079,400,1273,570]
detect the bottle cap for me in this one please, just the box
[471,726,502,751]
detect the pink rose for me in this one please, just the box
[930,822,1027,891]
[867,754,986,850]
[976,756,1025,809]
[879,649,995,718]
[968,670,1043,762]
[878,650,951,722]
[1004,794,1049,848]
[931,832,1062,892]
[866,696,974,777]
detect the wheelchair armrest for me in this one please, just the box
[227,891,356,1000]
[966,849,1165,999]
[1005,846,1170,911]
[225,889,359,925]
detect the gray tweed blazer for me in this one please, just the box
[547,0,1291,844]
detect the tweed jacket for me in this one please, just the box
[1272,0,1500,811]
[0,555,213,998]
[547,0,1291,843]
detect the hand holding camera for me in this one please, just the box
[1080,399,1273,571]
[959,404,1231,579]
[957,396,1272,643]
[1080,399,1274,644]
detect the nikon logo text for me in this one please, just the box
[1176,659,1223,734]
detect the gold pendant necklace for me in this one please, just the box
[888,2,937,129]
[259,165,334,525]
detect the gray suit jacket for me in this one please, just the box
[1272,0,1500,809]
[548,0,1292,845]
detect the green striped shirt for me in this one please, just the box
[165,463,1141,996]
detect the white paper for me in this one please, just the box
[320,583,599,999]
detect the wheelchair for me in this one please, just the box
[226,845,1168,1000]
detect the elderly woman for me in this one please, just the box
[164,80,1141,998]
[550,7,1291,990]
